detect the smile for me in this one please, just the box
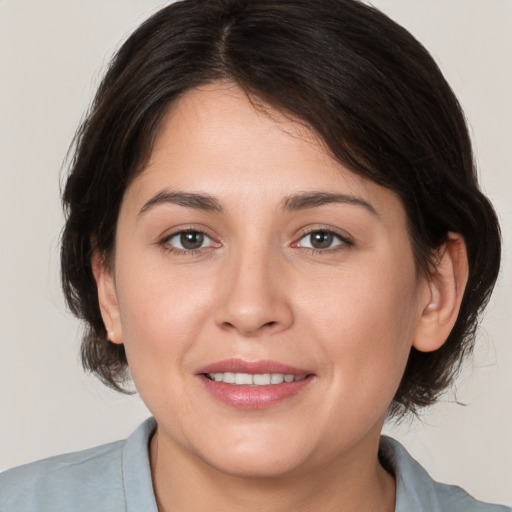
[204,372,307,385]
[198,359,315,409]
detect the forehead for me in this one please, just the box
[124,82,406,224]
[149,83,347,183]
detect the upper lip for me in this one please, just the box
[197,358,312,376]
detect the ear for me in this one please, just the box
[413,232,469,352]
[91,251,123,344]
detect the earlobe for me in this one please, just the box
[91,252,123,344]
[413,232,469,352]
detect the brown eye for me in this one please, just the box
[165,230,216,252]
[296,230,348,251]
[180,231,204,250]
[309,231,334,249]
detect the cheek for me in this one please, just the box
[115,263,216,380]
[299,258,420,404]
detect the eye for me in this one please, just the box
[163,230,218,252]
[295,230,350,251]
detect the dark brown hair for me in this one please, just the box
[61,0,501,418]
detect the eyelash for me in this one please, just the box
[292,228,354,254]
[160,228,219,256]
[159,228,353,256]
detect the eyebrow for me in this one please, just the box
[281,192,379,216]
[138,190,378,217]
[139,191,223,216]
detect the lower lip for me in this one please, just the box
[199,375,314,409]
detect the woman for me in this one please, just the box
[1,0,508,510]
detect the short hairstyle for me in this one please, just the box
[61,0,501,418]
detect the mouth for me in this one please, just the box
[197,359,315,409]
[203,372,307,385]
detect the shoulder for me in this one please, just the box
[0,417,158,512]
[0,440,126,512]
[380,436,511,512]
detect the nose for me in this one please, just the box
[214,247,294,337]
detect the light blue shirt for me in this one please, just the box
[1,417,509,511]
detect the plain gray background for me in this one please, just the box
[1,0,511,505]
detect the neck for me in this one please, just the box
[150,428,395,512]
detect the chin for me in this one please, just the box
[206,450,308,480]
[189,431,315,480]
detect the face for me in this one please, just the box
[98,83,433,478]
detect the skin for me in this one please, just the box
[94,83,468,512]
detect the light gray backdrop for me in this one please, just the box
[1,0,511,505]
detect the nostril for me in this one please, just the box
[220,319,278,334]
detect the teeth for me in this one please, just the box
[206,372,305,386]
[235,373,253,385]
[270,373,284,384]
[223,372,235,384]
[254,373,271,385]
